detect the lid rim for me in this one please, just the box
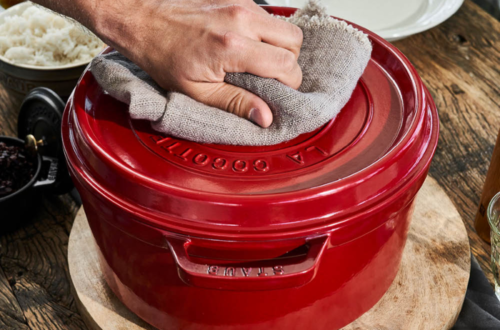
[67,124,436,240]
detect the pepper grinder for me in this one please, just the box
[475,127,500,243]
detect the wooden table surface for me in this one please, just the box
[0,1,499,329]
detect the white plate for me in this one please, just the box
[265,0,464,41]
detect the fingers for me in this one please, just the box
[185,82,273,128]
[214,4,303,59]
[247,13,303,58]
[220,32,303,89]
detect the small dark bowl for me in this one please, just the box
[0,136,58,231]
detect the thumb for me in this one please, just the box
[184,82,273,128]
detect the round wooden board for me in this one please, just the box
[68,177,471,330]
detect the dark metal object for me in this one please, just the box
[0,86,74,231]
[0,136,59,232]
[17,87,73,194]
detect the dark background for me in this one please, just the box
[473,0,500,19]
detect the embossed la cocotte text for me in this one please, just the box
[144,134,329,176]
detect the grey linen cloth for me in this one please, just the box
[90,0,372,146]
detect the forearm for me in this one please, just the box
[31,0,100,32]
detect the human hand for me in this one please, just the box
[96,0,303,127]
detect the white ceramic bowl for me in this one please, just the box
[0,2,98,97]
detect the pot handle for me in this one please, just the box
[165,235,329,291]
[33,156,58,190]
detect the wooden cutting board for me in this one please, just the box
[68,176,471,330]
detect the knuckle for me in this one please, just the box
[224,4,249,21]
[291,25,303,45]
[226,91,246,116]
[219,31,242,50]
[196,85,218,101]
[278,50,297,73]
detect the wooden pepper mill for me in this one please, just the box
[475,127,500,243]
[0,0,25,9]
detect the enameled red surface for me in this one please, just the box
[78,186,416,329]
[62,6,439,330]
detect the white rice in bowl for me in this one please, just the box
[0,2,104,67]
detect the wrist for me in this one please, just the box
[93,0,136,48]
[94,0,176,72]
[93,0,161,63]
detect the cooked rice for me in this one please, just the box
[0,2,104,67]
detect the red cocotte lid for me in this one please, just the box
[63,7,438,240]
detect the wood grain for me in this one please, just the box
[393,0,500,286]
[345,178,470,330]
[0,184,85,329]
[0,1,498,328]
[68,177,470,330]
[0,76,22,136]
[0,267,29,329]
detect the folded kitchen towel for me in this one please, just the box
[89,0,372,146]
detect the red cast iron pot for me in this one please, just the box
[62,6,439,330]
